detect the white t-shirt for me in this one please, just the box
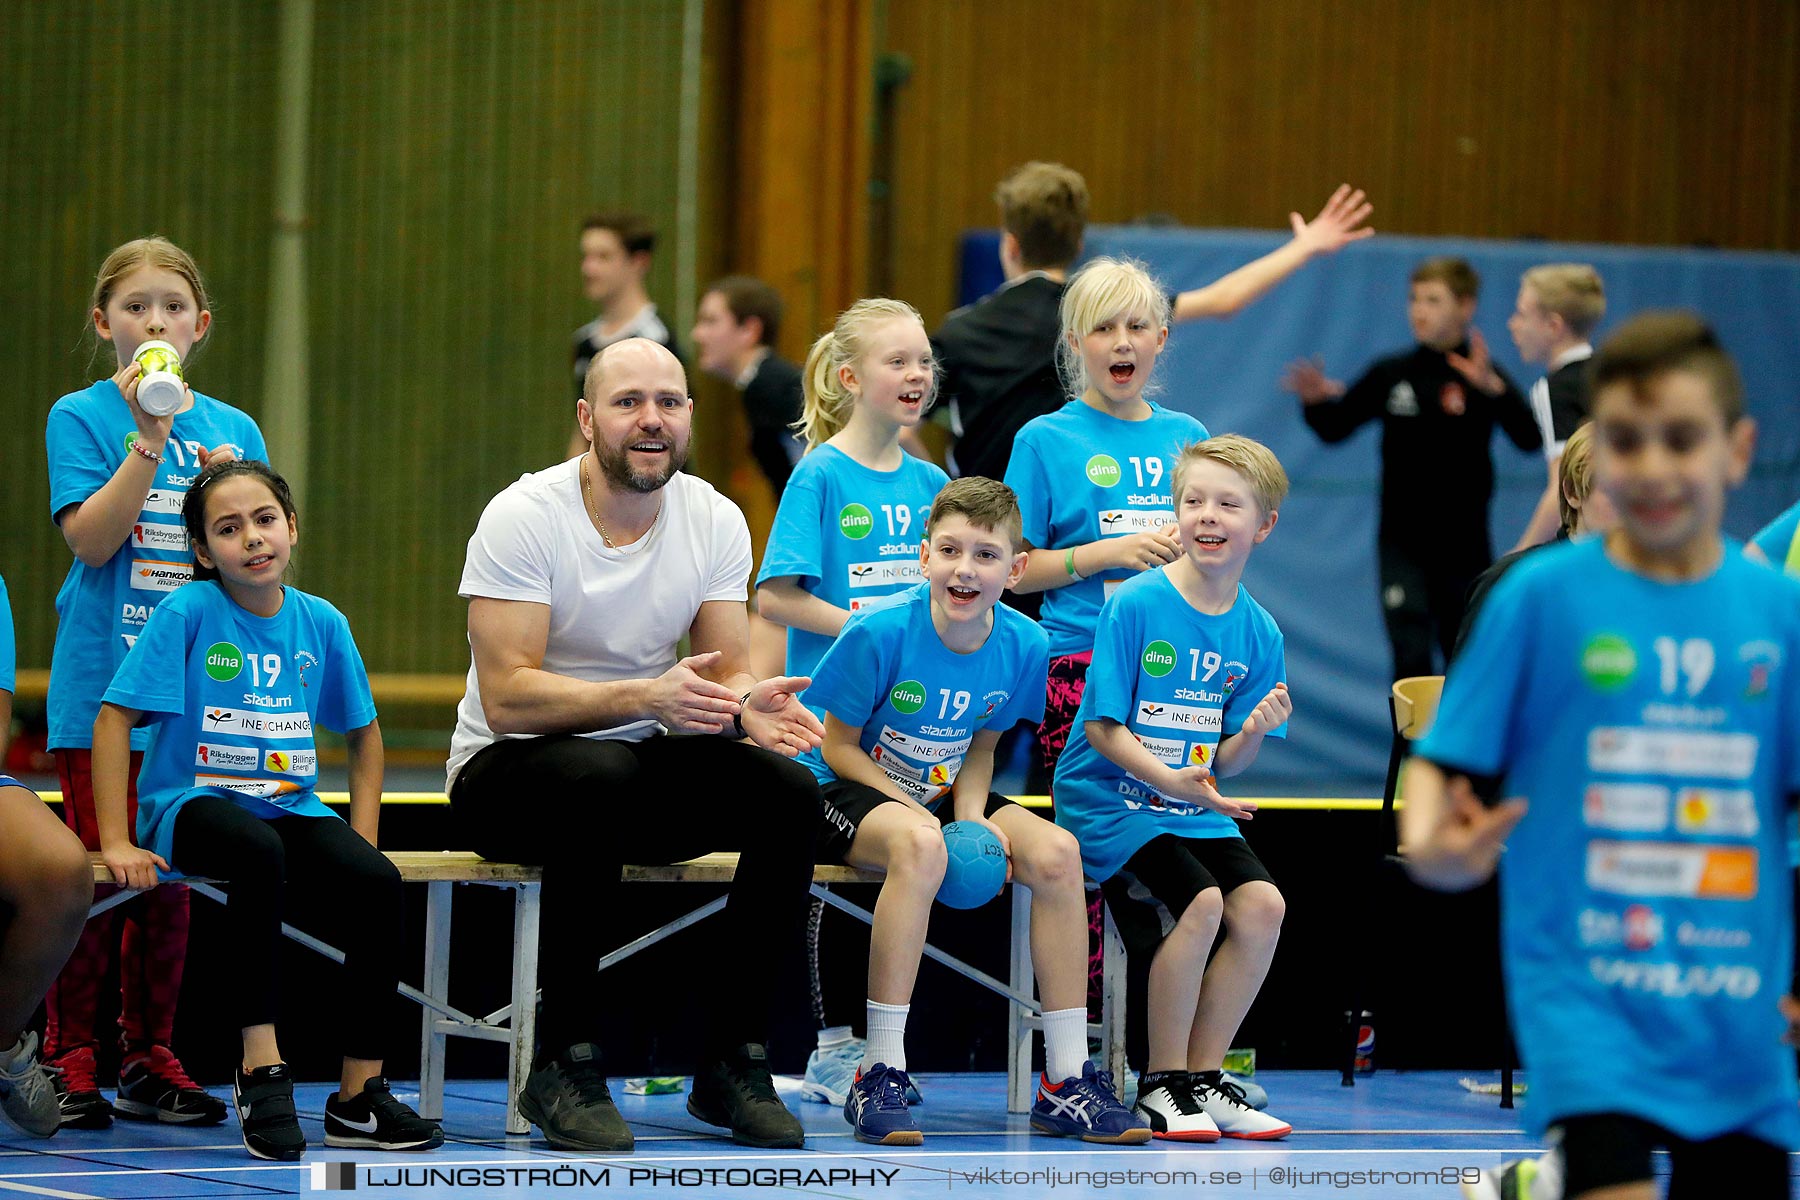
[447,458,753,788]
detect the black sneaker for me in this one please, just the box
[233,1063,306,1161]
[324,1076,443,1151]
[688,1044,804,1149]
[50,1048,114,1130]
[516,1044,632,1152]
[116,1044,228,1125]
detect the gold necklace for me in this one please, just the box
[580,456,616,547]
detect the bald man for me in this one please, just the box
[451,340,822,1152]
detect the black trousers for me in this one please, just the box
[450,733,821,1061]
[1378,538,1490,680]
[171,797,402,1059]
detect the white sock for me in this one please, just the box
[1041,1007,1088,1084]
[817,1025,855,1051]
[861,1001,909,1073]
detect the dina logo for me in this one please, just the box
[889,680,927,715]
[838,503,874,540]
[1141,640,1177,678]
[205,642,244,682]
[1582,633,1637,691]
[1085,455,1121,487]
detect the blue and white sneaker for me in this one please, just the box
[1030,1060,1151,1144]
[843,1064,922,1146]
[803,1038,922,1105]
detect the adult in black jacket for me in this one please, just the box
[692,276,805,498]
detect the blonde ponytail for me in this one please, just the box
[796,297,927,450]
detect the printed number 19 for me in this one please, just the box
[880,504,912,536]
[1188,649,1221,682]
[247,654,283,688]
[937,689,970,720]
[1127,457,1165,488]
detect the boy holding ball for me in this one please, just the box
[802,477,1148,1147]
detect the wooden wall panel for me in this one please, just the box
[882,0,1800,323]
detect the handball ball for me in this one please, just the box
[937,821,1008,909]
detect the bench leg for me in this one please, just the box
[1101,903,1126,1091]
[1008,884,1034,1114]
[506,882,541,1136]
[418,881,452,1122]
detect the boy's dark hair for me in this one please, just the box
[1410,256,1481,300]
[182,460,296,582]
[994,162,1089,270]
[706,275,782,347]
[927,476,1024,551]
[581,212,657,256]
[1589,310,1743,423]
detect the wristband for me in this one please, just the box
[129,437,164,465]
[1064,546,1084,581]
[731,691,752,738]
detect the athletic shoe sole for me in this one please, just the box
[852,1127,924,1146]
[685,1096,804,1149]
[517,1089,634,1153]
[324,1131,445,1151]
[798,1081,846,1106]
[114,1097,227,1125]
[1147,1126,1221,1143]
[1218,1122,1292,1141]
[1030,1117,1154,1144]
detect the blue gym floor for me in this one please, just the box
[0,1068,1712,1199]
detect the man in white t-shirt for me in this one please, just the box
[452,339,824,1154]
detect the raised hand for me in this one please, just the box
[1239,682,1292,738]
[1281,357,1345,406]
[1447,328,1505,396]
[646,651,742,735]
[1290,184,1375,257]
[740,674,826,757]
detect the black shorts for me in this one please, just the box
[1555,1112,1789,1198]
[817,778,1018,865]
[1100,834,1276,943]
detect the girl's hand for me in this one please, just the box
[1111,526,1181,571]
[198,443,238,469]
[102,841,169,891]
[114,362,174,447]
[1239,683,1292,738]
[1289,184,1375,257]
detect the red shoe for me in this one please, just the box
[50,1046,115,1130]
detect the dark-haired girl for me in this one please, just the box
[92,461,440,1161]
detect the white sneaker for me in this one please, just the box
[1132,1072,1219,1142]
[1220,1070,1267,1110]
[1192,1073,1290,1140]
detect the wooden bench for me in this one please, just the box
[88,850,1124,1135]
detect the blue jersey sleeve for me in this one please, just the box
[989,626,1049,730]
[1751,500,1800,573]
[756,470,826,588]
[46,395,115,519]
[1003,435,1053,550]
[802,612,889,731]
[1222,623,1288,741]
[0,575,13,694]
[318,605,378,734]
[102,592,193,721]
[1417,569,1537,775]
[1082,590,1142,726]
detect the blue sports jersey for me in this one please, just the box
[1054,569,1286,880]
[1419,538,1800,1146]
[0,574,13,695]
[1750,499,1800,575]
[101,581,375,875]
[801,583,1048,807]
[756,444,949,684]
[1004,400,1209,656]
[46,380,266,750]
